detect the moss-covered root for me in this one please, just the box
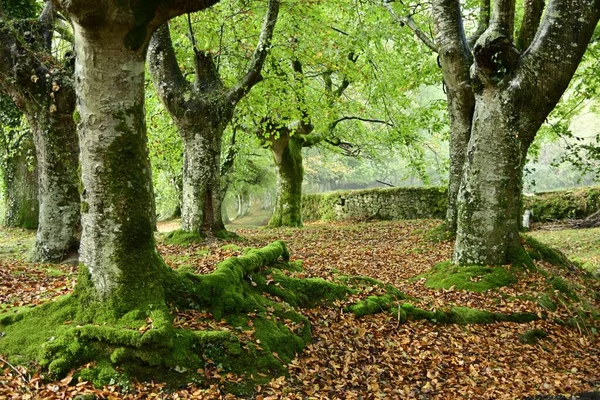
[346,298,539,325]
[518,329,548,344]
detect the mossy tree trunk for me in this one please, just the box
[27,106,80,262]
[268,132,304,228]
[1,131,38,229]
[52,0,219,308]
[431,0,600,265]
[181,123,228,234]
[71,23,168,307]
[148,0,279,237]
[0,6,80,261]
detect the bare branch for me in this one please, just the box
[329,116,393,133]
[384,1,438,53]
[226,0,280,105]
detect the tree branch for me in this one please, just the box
[39,1,56,51]
[328,116,393,133]
[384,1,438,53]
[515,0,600,144]
[515,0,545,51]
[489,0,516,39]
[466,0,490,48]
[431,0,472,92]
[226,0,280,105]
[147,23,194,116]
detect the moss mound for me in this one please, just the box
[418,261,517,292]
[163,229,205,246]
[0,241,350,395]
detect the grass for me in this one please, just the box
[529,227,600,274]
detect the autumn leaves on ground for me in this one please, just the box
[1,220,600,399]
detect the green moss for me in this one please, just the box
[396,303,538,325]
[518,329,548,345]
[214,229,241,240]
[419,261,517,292]
[0,241,326,394]
[346,294,396,317]
[254,268,352,308]
[268,136,304,228]
[524,187,600,222]
[80,201,89,214]
[425,222,455,243]
[537,294,557,311]
[523,235,574,268]
[73,109,81,124]
[549,276,580,301]
[163,229,205,246]
[221,244,242,252]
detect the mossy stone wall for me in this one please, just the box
[302,186,448,222]
[524,187,600,222]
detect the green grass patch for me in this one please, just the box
[418,261,517,292]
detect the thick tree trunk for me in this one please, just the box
[269,134,304,228]
[181,126,226,235]
[28,105,80,262]
[74,24,166,307]
[453,91,526,265]
[2,134,38,229]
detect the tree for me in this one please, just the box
[0,0,39,229]
[0,1,80,262]
[147,0,279,238]
[426,0,599,264]
[0,95,38,229]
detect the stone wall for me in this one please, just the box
[302,187,448,222]
[524,187,600,222]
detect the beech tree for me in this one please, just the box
[0,1,80,262]
[0,95,38,229]
[424,0,598,264]
[148,0,279,238]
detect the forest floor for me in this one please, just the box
[1,219,599,399]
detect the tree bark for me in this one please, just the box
[72,22,167,305]
[453,91,524,265]
[28,105,80,262]
[431,0,475,233]
[269,133,304,228]
[451,0,599,265]
[181,124,226,234]
[0,14,79,260]
[2,132,38,229]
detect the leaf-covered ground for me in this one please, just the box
[1,220,600,399]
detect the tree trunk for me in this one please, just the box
[74,24,166,307]
[269,134,304,228]
[181,126,226,235]
[445,88,475,232]
[2,133,38,229]
[453,91,524,265]
[28,103,80,263]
